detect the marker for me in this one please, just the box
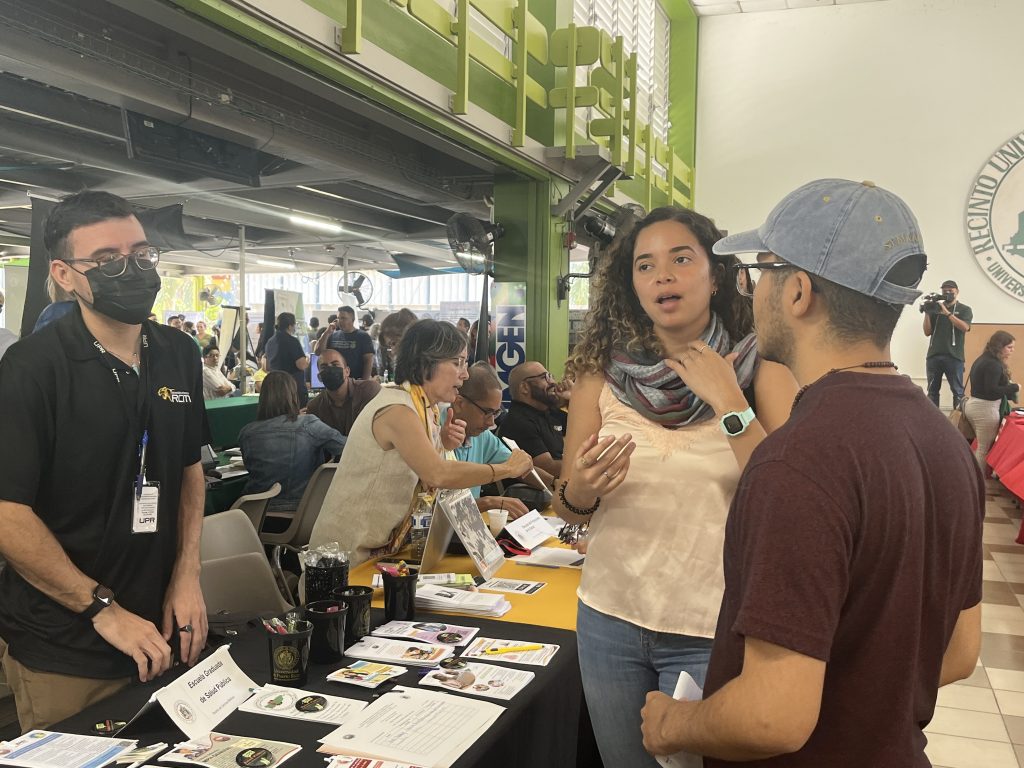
[483,644,544,655]
[269,617,288,635]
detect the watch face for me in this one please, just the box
[95,585,114,605]
[723,414,743,435]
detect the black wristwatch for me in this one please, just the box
[80,584,114,620]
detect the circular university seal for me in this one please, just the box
[964,130,1024,303]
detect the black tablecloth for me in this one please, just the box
[54,609,594,768]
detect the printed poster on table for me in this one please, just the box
[436,488,504,580]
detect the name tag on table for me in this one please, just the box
[132,483,159,534]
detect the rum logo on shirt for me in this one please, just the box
[964,129,1024,303]
[157,386,192,404]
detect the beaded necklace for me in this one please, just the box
[791,361,898,410]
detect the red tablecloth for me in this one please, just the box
[989,414,1024,542]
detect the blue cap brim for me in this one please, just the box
[712,229,767,256]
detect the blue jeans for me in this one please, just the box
[926,353,965,408]
[576,600,713,768]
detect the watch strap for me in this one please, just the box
[80,585,113,620]
[720,406,756,437]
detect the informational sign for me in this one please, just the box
[964,130,1024,303]
[493,281,526,407]
[273,288,309,354]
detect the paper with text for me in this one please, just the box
[656,672,703,768]
[238,685,366,725]
[419,662,534,701]
[503,510,555,550]
[0,730,136,768]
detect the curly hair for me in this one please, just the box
[567,206,754,378]
[984,330,1015,378]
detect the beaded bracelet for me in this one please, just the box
[558,480,600,516]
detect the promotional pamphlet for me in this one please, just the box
[0,731,136,768]
[238,685,366,725]
[371,620,479,647]
[477,578,546,595]
[345,637,454,667]
[327,662,408,689]
[159,733,300,768]
[419,662,534,701]
[460,637,559,666]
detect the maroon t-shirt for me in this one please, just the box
[704,373,984,768]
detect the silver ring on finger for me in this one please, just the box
[580,457,590,468]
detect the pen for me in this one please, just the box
[483,644,544,655]
[136,430,149,500]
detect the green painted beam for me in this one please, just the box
[493,178,568,374]
[668,4,698,181]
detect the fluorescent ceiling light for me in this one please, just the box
[0,242,28,248]
[0,178,36,188]
[256,258,296,269]
[288,214,343,235]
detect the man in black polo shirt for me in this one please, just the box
[0,191,207,731]
[498,361,565,477]
[314,305,374,379]
[923,279,973,409]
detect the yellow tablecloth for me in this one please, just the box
[348,550,583,631]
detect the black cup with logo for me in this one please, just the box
[306,600,348,664]
[267,619,313,687]
[332,585,373,648]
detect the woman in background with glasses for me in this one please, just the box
[311,319,533,566]
[556,207,797,767]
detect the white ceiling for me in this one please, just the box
[690,0,890,16]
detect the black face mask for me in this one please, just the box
[320,366,345,391]
[79,259,161,325]
[942,291,955,303]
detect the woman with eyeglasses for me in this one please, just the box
[310,319,533,566]
[557,207,797,767]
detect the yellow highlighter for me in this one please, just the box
[483,644,544,655]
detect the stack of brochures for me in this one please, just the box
[414,583,511,617]
[370,572,475,589]
[344,637,455,667]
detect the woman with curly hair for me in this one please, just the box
[555,206,797,766]
[964,330,1017,471]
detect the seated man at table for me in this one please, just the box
[446,362,552,519]
[498,362,566,477]
[306,349,380,436]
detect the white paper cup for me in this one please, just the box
[487,509,509,536]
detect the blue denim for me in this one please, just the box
[576,600,712,767]
[926,353,965,408]
[239,414,345,511]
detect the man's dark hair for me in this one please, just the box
[44,191,136,261]
[338,306,356,319]
[202,344,219,358]
[257,371,300,421]
[309,317,320,328]
[395,319,467,386]
[459,362,501,402]
[276,312,296,332]
[785,255,925,348]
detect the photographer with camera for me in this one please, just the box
[922,279,972,408]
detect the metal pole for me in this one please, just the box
[238,225,247,395]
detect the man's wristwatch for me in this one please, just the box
[720,407,756,437]
[80,584,114,620]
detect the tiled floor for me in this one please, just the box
[927,478,1024,768]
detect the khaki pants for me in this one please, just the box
[0,636,131,733]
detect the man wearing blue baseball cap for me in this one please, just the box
[641,180,983,767]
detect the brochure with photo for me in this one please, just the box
[371,620,479,647]
[158,733,300,768]
[327,662,408,689]
[345,637,454,667]
[419,662,534,701]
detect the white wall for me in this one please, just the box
[694,0,1024,400]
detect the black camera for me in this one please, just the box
[919,291,954,313]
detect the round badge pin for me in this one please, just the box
[439,657,467,670]
[235,747,274,767]
[295,694,328,713]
